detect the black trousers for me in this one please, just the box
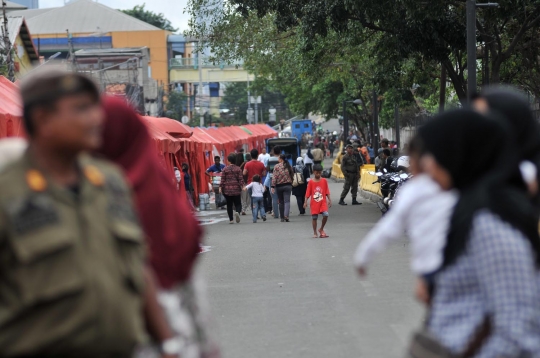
[224,194,242,221]
[295,195,306,215]
[263,187,272,212]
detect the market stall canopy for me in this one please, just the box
[141,116,193,139]
[0,76,22,117]
[0,76,25,138]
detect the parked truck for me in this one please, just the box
[291,119,312,147]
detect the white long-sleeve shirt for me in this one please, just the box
[354,174,458,275]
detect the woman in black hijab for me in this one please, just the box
[415,109,540,357]
[473,87,540,201]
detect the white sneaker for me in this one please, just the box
[235,212,241,223]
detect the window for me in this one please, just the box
[304,124,310,128]
[295,124,300,129]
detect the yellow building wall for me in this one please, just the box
[13,35,34,78]
[33,30,170,87]
[111,30,170,87]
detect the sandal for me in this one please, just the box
[318,229,329,238]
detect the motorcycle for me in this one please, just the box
[367,168,411,214]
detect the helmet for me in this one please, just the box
[397,156,410,168]
[333,131,338,135]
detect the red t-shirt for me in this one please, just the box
[306,179,330,214]
[244,160,266,184]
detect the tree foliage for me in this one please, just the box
[165,91,187,121]
[185,0,540,137]
[121,4,178,32]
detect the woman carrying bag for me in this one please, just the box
[271,154,294,222]
[292,157,310,215]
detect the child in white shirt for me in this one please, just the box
[354,146,458,302]
[245,175,267,223]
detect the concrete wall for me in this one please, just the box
[111,30,170,88]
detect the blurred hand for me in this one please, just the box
[303,202,308,209]
[357,266,367,277]
[328,199,332,208]
[415,278,430,306]
[271,188,275,194]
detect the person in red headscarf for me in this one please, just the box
[98,97,218,358]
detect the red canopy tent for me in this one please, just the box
[0,76,25,138]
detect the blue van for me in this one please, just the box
[291,119,312,143]
[266,138,300,167]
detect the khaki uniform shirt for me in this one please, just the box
[341,153,358,176]
[311,148,324,162]
[0,152,146,357]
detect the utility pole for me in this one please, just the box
[2,1,15,82]
[66,29,76,71]
[466,0,476,100]
[197,42,204,127]
[373,90,380,153]
[466,1,499,100]
[394,103,400,150]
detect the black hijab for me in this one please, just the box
[479,88,540,201]
[482,87,540,166]
[418,109,540,268]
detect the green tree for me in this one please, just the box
[121,4,178,32]
[165,91,187,121]
[223,0,540,101]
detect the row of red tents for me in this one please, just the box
[0,76,277,202]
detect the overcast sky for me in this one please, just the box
[39,0,191,33]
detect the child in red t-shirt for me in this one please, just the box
[304,164,332,238]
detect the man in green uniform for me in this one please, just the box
[339,144,362,206]
[0,71,159,357]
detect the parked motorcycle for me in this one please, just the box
[368,156,411,214]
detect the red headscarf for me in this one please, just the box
[98,96,201,288]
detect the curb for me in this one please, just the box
[360,189,382,203]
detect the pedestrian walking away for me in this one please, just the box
[340,144,361,205]
[304,164,332,238]
[272,154,294,222]
[240,153,252,215]
[206,156,226,209]
[245,174,267,223]
[311,144,325,167]
[220,153,245,224]
[304,148,314,175]
[292,157,310,215]
[265,146,281,218]
[410,109,540,357]
[0,70,149,357]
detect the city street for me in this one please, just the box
[198,161,424,358]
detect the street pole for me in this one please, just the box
[198,43,204,127]
[466,0,477,100]
[342,100,348,144]
[254,97,258,124]
[394,103,400,150]
[373,90,380,153]
[439,65,447,112]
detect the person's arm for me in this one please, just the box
[471,214,540,357]
[237,168,245,189]
[205,169,212,177]
[354,192,409,275]
[325,180,332,207]
[304,182,311,208]
[143,268,177,358]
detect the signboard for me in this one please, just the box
[181,115,190,124]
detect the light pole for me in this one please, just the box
[342,99,362,144]
[467,1,499,100]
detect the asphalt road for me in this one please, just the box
[198,160,423,358]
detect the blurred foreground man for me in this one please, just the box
[0,71,147,357]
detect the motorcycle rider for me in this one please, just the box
[339,145,362,206]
